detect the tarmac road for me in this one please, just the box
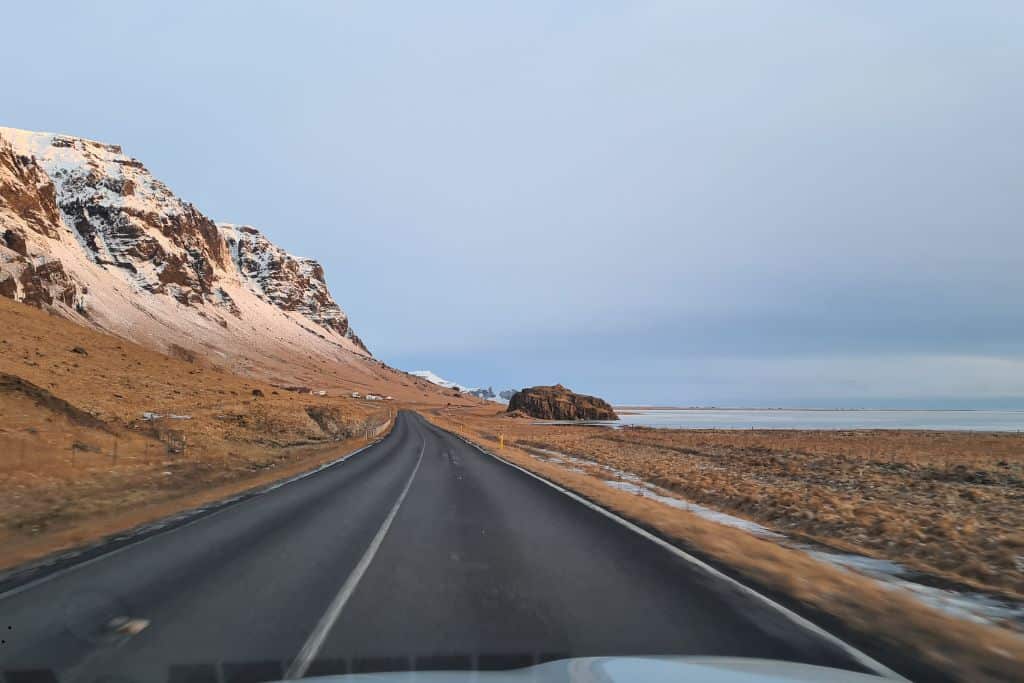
[0,411,894,682]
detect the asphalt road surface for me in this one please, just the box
[0,411,892,682]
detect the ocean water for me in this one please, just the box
[600,408,1024,431]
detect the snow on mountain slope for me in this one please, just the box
[0,126,373,385]
[411,370,466,390]
[218,223,365,350]
[411,370,505,402]
[0,127,230,308]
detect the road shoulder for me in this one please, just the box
[420,410,1024,683]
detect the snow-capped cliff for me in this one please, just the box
[0,126,369,376]
[218,223,365,350]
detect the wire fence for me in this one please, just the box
[364,416,392,439]
[0,430,188,481]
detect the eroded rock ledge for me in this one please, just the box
[507,384,618,421]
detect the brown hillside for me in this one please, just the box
[0,296,474,569]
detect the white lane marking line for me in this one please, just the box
[439,424,907,682]
[285,438,425,680]
[0,433,392,603]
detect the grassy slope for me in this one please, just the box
[0,297,409,568]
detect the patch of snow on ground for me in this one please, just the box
[603,481,784,538]
[524,444,1024,628]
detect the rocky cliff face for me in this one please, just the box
[219,224,365,350]
[507,385,618,421]
[0,126,369,364]
[0,129,230,309]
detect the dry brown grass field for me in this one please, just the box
[424,406,1024,682]
[0,298,404,570]
[4,292,1022,680]
[479,413,1024,597]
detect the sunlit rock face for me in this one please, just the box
[0,126,369,358]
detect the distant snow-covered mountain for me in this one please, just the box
[411,370,509,402]
[410,370,462,389]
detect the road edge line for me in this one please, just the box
[437,424,907,682]
[0,433,389,602]
[285,438,426,679]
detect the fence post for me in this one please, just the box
[20,440,26,468]
[112,437,119,466]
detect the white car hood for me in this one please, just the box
[302,656,889,683]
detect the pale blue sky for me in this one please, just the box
[4,2,1023,407]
